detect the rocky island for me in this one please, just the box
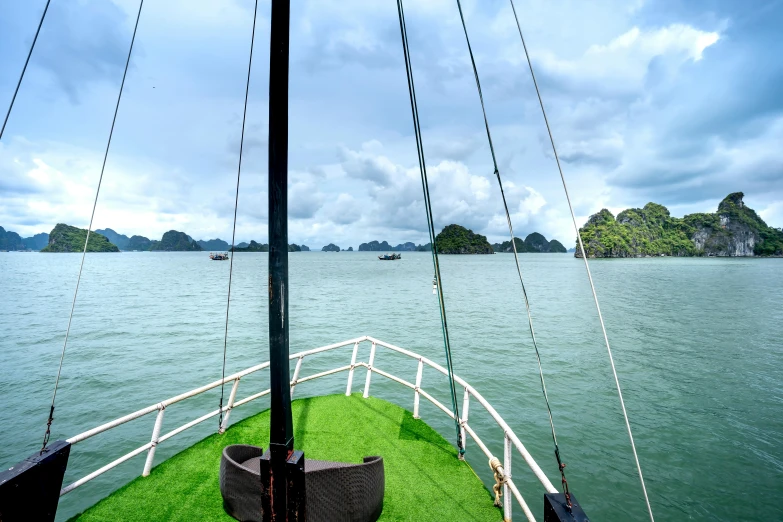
[435,224,493,254]
[492,232,567,253]
[322,243,340,252]
[0,226,25,251]
[150,230,202,251]
[41,224,120,253]
[576,192,783,258]
[96,228,130,250]
[0,227,49,251]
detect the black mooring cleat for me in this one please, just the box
[544,493,589,522]
[0,440,71,522]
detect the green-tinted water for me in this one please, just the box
[1,252,781,521]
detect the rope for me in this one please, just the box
[0,0,52,141]
[395,0,464,455]
[41,0,145,452]
[489,456,507,507]
[218,0,258,432]
[453,0,570,499]
[507,1,654,519]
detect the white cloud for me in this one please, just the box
[536,24,721,94]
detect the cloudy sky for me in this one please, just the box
[1,0,781,248]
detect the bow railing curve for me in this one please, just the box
[61,336,557,521]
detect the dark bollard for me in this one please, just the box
[0,440,71,522]
[544,493,589,522]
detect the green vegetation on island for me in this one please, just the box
[41,224,120,253]
[0,224,312,253]
[576,192,783,258]
[150,230,202,252]
[435,224,492,254]
[127,235,152,251]
[232,240,268,252]
[492,232,567,253]
[322,243,340,252]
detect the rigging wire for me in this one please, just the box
[507,0,655,519]
[1,0,52,141]
[453,0,572,503]
[218,0,259,430]
[41,0,145,452]
[396,0,464,455]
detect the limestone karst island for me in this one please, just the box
[576,192,783,258]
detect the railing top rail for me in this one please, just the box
[368,337,557,493]
[65,336,556,494]
[67,338,366,444]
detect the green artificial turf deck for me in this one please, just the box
[69,394,501,521]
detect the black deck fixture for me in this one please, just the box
[261,0,306,520]
[0,440,71,522]
[544,493,589,522]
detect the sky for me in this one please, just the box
[1,0,782,248]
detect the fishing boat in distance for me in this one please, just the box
[210,252,230,261]
[378,253,401,261]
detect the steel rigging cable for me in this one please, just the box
[507,1,655,519]
[42,0,145,452]
[453,0,573,503]
[218,0,259,431]
[1,0,52,141]
[396,0,464,455]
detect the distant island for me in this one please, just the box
[492,232,567,253]
[151,230,202,251]
[358,241,427,252]
[353,227,565,255]
[233,240,267,252]
[577,192,783,258]
[0,226,48,251]
[435,224,493,254]
[0,225,312,253]
[41,224,119,253]
[197,238,230,251]
[322,243,340,252]
[358,240,433,252]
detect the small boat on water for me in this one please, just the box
[209,252,230,261]
[378,253,401,261]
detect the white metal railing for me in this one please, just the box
[61,336,557,521]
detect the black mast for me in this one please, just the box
[262,0,305,520]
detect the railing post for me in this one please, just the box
[413,358,423,418]
[459,387,470,459]
[219,378,241,434]
[290,356,303,397]
[345,341,360,396]
[363,341,377,399]
[142,405,165,477]
[504,434,512,521]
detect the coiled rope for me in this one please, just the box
[396,0,464,455]
[489,456,508,507]
[42,0,145,452]
[453,0,572,503]
[218,0,259,432]
[507,1,654,519]
[1,0,52,141]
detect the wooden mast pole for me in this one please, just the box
[262,0,305,520]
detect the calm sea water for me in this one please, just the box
[0,252,781,521]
